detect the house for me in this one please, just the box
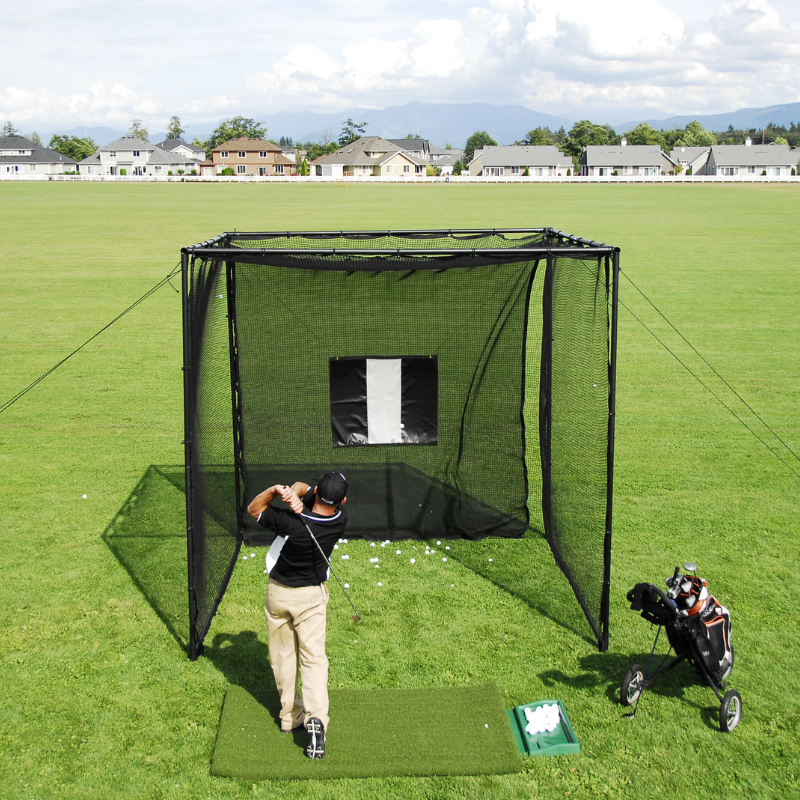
[580,143,676,176]
[468,145,571,177]
[429,145,464,175]
[387,139,431,162]
[154,138,206,161]
[0,135,76,176]
[202,138,296,176]
[669,146,711,175]
[698,140,794,176]
[78,136,201,176]
[310,137,423,178]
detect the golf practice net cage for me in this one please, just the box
[181,229,620,658]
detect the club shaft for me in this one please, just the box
[302,520,361,619]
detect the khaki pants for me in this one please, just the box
[264,578,330,732]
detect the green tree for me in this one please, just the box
[205,116,267,150]
[453,159,464,175]
[463,130,498,163]
[682,120,716,147]
[339,118,367,145]
[2,121,19,136]
[562,120,620,163]
[129,118,149,141]
[166,116,185,140]
[298,158,310,176]
[28,131,43,146]
[49,134,97,162]
[516,127,555,146]
[774,136,789,145]
[305,141,339,161]
[624,122,666,149]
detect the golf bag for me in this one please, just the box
[664,571,733,683]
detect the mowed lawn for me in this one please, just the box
[0,182,798,799]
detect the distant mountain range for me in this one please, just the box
[49,100,800,148]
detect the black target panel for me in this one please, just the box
[330,356,438,447]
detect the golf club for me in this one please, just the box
[301,519,362,623]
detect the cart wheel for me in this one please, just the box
[621,664,645,707]
[719,689,742,732]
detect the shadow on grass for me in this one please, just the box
[449,531,598,648]
[102,465,189,655]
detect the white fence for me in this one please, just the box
[2,173,799,185]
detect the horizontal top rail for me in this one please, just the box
[181,245,618,258]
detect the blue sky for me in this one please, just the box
[2,0,799,131]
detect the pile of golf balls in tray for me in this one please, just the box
[524,704,562,736]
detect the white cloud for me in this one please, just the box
[2,0,800,130]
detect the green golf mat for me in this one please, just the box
[211,683,524,780]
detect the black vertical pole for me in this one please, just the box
[601,249,620,652]
[181,249,200,660]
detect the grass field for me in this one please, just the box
[1,182,798,799]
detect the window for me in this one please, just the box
[746,165,756,174]
[510,166,520,175]
[258,167,268,176]
[322,165,332,177]
[109,151,116,157]
[259,151,268,158]
[623,166,633,175]
[154,166,161,172]
[29,163,37,171]
[402,165,410,173]
[238,151,246,158]
[385,165,393,174]
[275,164,284,174]
[719,166,739,176]
[19,149,26,155]
[486,167,504,176]
[532,167,544,177]
[220,151,229,158]
[237,165,246,174]
[638,167,657,176]
[133,150,140,157]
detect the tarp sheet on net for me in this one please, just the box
[183,230,616,653]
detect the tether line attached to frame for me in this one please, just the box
[0,264,182,416]
[618,269,800,480]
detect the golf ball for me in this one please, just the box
[437,541,441,546]
[250,553,255,558]
[377,582,383,587]
[451,584,455,588]
[396,550,401,555]
[370,557,379,563]
[82,494,87,499]
[410,558,416,564]
[485,724,489,729]
[344,583,350,589]
[242,556,248,560]
[334,544,339,549]
[370,543,376,547]
[341,554,350,560]
[374,564,379,568]
[445,546,450,550]
[489,558,493,562]
[442,557,447,562]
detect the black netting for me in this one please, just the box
[183,230,616,654]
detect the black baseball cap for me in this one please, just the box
[317,471,347,505]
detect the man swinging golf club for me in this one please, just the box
[247,470,348,760]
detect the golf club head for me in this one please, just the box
[352,613,362,624]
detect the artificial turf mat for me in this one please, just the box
[211,683,523,780]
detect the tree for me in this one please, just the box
[305,141,339,161]
[279,135,294,147]
[298,158,310,176]
[453,159,464,176]
[205,116,267,151]
[774,136,789,145]
[28,131,43,146]
[516,127,555,146]
[49,134,97,162]
[463,130,498,163]
[166,115,185,140]
[624,122,666,149]
[339,118,367,145]
[682,120,716,147]
[129,118,149,141]
[2,121,19,136]
[561,120,620,163]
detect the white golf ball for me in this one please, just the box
[82,494,87,499]
[437,541,441,546]
[370,543,376,547]
[396,550,401,555]
[410,558,416,564]
[377,582,383,587]
[250,553,255,558]
[374,564,379,569]
[488,558,493,562]
[485,724,489,729]
[442,557,447,562]
[445,546,450,550]
[370,557,379,563]
[344,583,350,589]
[263,569,268,573]
[342,539,348,544]
[242,556,248,560]
[451,584,455,588]
[334,544,339,549]
[341,554,350,560]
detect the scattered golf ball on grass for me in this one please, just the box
[410,558,415,564]
[344,583,349,589]
[82,494,87,499]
